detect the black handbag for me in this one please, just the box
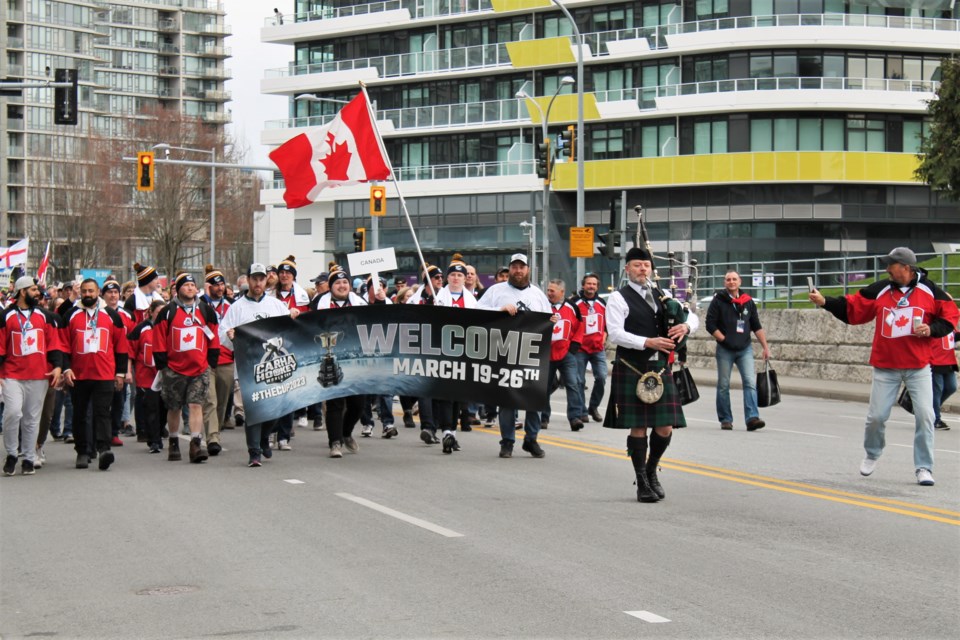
[756,359,781,408]
[897,385,914,414]
[672,364,699,406]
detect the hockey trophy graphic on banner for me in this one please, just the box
[315,331,344,387]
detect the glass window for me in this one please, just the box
[293,218,311,235]
[750,54,773,78]
[823,54,844,78]
[641,125,659,157]
[798,119,821,151]
[774,118,797,151]
[823,118,844,151]
[751,119,772,151]
[773,54,797,77]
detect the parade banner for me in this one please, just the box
[233,305,552,425]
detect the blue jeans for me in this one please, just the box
[575,349,608,412]
[932,370,957,422]
[866,366,934,471]
[498,406,541,444]
[715,344,759,425]
[542,353,584,424]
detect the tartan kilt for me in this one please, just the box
[603,358,686,429]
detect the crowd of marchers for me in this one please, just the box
[1,246,956,498]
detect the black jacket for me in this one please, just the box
[705,289,762,352]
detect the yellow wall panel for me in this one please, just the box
[491,0,551,11]
[506,38,575,68]
[551,152,921,191]
[522,94,601,125]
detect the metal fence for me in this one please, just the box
[690,253,960,309]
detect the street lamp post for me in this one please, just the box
[519,218,537,286]
[552,0,586,285]
[294,94,380,251]
[516,76,574,287]
[152,143,216,264]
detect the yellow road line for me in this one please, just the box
[470,428,960,525]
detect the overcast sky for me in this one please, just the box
[224,0,293,168]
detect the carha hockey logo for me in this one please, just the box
[254,337,298,384]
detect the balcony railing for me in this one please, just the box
[202,111,231,123]
[666,76,940,97]
[266,42,510,79]
[265,0,493,26]
[267,96,526,132]
[6,37,24,49]
[266,159,534,189]
[203,89,231,101]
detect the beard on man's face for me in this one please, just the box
[508,271,529,288]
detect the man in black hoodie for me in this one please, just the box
[705,271,771,431]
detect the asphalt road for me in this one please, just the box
[1,385,958,639]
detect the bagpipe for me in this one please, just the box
[634,205,701,406]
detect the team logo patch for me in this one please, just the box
[254,337,298,385]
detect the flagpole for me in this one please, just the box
[358,83,438,299]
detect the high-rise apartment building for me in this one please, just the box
[1,0,231,276]
[259,0,958,286]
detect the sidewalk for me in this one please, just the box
[688,366,960,415]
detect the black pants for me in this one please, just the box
[111,386,125,437]
[135,387,166,447]
[72,380,114,455]
[325,395,363,447]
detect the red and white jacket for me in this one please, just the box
[931,331,959,370]
[823,273,959,370]
[62,304,129,381]
[202,295,234,366]
[153,299,220,378]
[0,306,65,380]
[127,319,158,389]
[568,293,606,354]
[275,283,311,313]
[549,299,583,362]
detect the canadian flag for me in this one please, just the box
[37,241,51,286]
[269,91,391,209]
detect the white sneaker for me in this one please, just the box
[361,424,373,437]
[859,457,878,476]
[35,447,45,469]
[297,416,308,428]
[916,468,935,486]
[278,439,292,451]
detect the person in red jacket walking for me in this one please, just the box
[127,300,167,454]
[1,276,64,476]
[569,273,608,423]
[543,279,585,431]
[200,265,233,456]
[61,279,129,471]
[153,273,221,464]
[810,247,959,486]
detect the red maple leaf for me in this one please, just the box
[319,132,352,181]
[894,315,910,328]
[183,333,194,343]
[26,336,35,346]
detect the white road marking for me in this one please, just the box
[625,611,671,623]
[284,479,305,485]
[767,428,839,438]
[336,493,464,538]
[888,443,959,454]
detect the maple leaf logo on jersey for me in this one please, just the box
[553,324,563,335]
[183,333,194,343]
[26,336,35,346]
[895,315,910,328]
[320,133,351,181]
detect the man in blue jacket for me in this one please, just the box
[705,271,771,431]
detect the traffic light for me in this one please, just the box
[136,152,155,192]
[54,68,78,125]
[598,231,619,258]
[536,139,551,183]
[561,125,575,161]
[370,185,386,216]
[353,227,366,252]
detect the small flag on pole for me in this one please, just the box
[37,241,51,286]
[269,91,391,209]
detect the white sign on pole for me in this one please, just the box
[347,247,398,296]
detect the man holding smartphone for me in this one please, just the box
[809,247,958,486]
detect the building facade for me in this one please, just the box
[258,0,959,288]
[1,0,231,279]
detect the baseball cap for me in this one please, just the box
[248,263,268,276]
[879,247,917,267]
[14,276,36,292]
[311,272,329,284]
[509,253,528,265]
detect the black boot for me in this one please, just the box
[646,431,672,500]
[627,436,658,503]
